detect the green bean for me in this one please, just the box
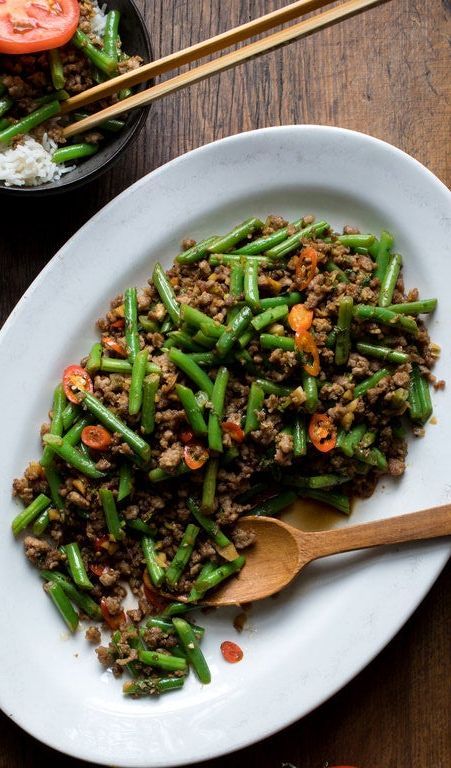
[216,307,252,357]
[165,524,200,586]
[41,384,67,468]
[52,143,98,164]
[339,423,366,457]
[244,382,265,433]
[12,494,51,536]
[72,29,117,75]
[373,230,394,282]
[166,330,203,352]
[128,350,148,415]
[152,263,181,325]
[141,374,160,434]
[259,292,303,309]
[335,296,354,365]
[264,221,329,259]
[354,368,390,398]
[234,217,304,255]
[353,445,388,471]
[208,218,263,253]
[236,482,269,504]
[103,10,120,61]
[201,459,219,514]
[44,465,64,511]
[194,556,245,595]
[127,519,157,536]
[387,299,437,315]
[169,348,213,396]
[64,542,93,590]
[35,89,69,106]
[138,650,187,672]
[244,259,260,311]
[187,562,218,602]
[63,416,90,446]
[337,234,376,249]
[148,463,191,483]
[230,263,244,296]
[40,570,101,619]
[141,536,165,587]
[176,236,219,264]
[99,488,125,541]
[0,100,60,144]
[0,96,13,118]
[48,49,65,90]
[117,463,133,502]
[293,416,307,456]
[285,474,348,489]
[408,364,433,423]
[255,379,291,397]
[138,315,158,332]
[146,617,205,639]
[237,327,254,349]
[250,490,297,516]
[354,304,418,335]
[260,333,295,351]
[72,111,125,132]
[100,358,161,375]
[124,287,140,363]
[378,253,403,307]
[0,117,10,131]
[45,581,79,633]
[325,261,349,283]
[325,329,338,349]
[188,497,231,547]
[86,342,102,374]
[32,509,50,536]
[200,321,225,340]
[81,392,151,461]
[251,304,288,331]
[302,371,319,413]
[174,383,207,436]
[42,434,105,479]
[191,330,216,349]
[62,403,80,431]
[298,489,351,515]
[160,602,196,618]
[356,342,409,364]
[123,677,185,696]
[209,254,270,267]
[172,618,211,684]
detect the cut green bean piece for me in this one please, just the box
[230,263,244,295]
[259,292,303,309]
[141,374,160,434]
[208,218,263,253]
[387,299,437,315]
[244,259,260,311]
[0,96,12,118]
[408,364,433,423]
[124,287,140,363]
[86,342,102,374]
[245,382,265,433]
[42,434,105,479]
[373,230,394,282]
[152,263,181,325]
[354,304,418,335]
[302,371,319,413]
[44,465,64,511]
[165,524,200,586]
[354,368,390,398]
[298,489,351,515]
[285,474,348,489]
[293,417,307,456]
[209,253,270,267]
[41,383,67,468]
[45,580,79,632]
[128,349,148,415]
[49,48,65,90]
[100,358,161,375]
[264,221,329,259]
[378,253,402,307]
[260,334,295,351]
[340,423,367,457]
[40,570,101,619]
[216,307,253,357]
[35,89,69,106]
[12,494,51,536]
[325,261,349,283]
[161,602,196,618]
[201,459,219,514]
[103,9,120,61]
[72,29,117,75]
[353,445,388,471]
[64,542,93,590]
[172,618,211,684]
[0,100,60,144]
[141,536,165,587]
[356,342,409,364]
[81,392,151,461]
[176,236,219,264]
[63,416,90,446]
[235,217,303,255]
[335,296,353,365]
[52,143,98,164]
[169,348,213,396]
[138,650,187,672]
[118,463,133,502]
[188,497,231,547]
[167,330,204,352]
[138,315,158,332]
[146,617,205,639]
[251,304,288,331]
[188,562,217,602]
[148,462,191,482]
[255,379,291,397]
[194,555,245,594]
[99,488,125,541]
[250,490,297,516]
[127,519,156,536]
[337,234,376,249]
[175,383,208,436]
[32,509,50,535]
[123,677,185,696]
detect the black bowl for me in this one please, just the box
[0,0,151,196]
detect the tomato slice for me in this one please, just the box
[309,413,337,452]
[102,336,128,358]
[295,246,319,289]
[179,429,194,445]
[63,365,93,404]
[221,421,245,443]
[100,597,126,630]
[220,640,243,663]
[0,0,80,55]
[295,331,320,376]
[81,425,113,451]
[184,442,209,470]
[288,303,313,333]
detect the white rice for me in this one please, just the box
[90,1,108,36]
[0,134,75,187]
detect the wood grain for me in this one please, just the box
[0,0,450,766]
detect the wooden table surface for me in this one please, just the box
[0,1,450,766]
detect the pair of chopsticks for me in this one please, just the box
[62,0,386,138]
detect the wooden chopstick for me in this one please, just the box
[62,0,332,114]
[63,0,386,138]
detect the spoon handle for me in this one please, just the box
[304,504,451,561]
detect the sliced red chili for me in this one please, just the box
[180,429,194,444]
[221,421,245,443]
[295,331,320,376]
[100,597,126,630]
[81,425,113,451]
[90,563,107,578]
[110,318,125,330]
[308,413,337,452]
[288,303,313,333]
[220,640,243,663]
[184,442,209,470]
[94,535,110,553]
[102,336,128,358]
[63,365,93,404]
[295,246,318,290]
[143,570,169,614]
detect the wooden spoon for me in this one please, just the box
[202,505,451,606]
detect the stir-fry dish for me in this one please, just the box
[12,213,441,697]
[0,0,142,187]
